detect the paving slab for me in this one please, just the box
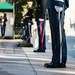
[0,41,35,75]
[23,47,75,75]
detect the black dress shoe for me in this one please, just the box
[59,63,66,68]
[44,62,66,68]
[44,62,59,68]
[33,49,45,52]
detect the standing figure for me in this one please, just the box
[44,0,69,68]
[0,12,7,38]
[33,0,47,52]
[20,10,28,38]
[27,1,33,43]
[23,8,29,41]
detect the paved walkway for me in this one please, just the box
[0,39,75,75]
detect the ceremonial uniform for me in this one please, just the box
[44,0,69,68]
[27,6,33,43]
[34,0,47,52]
[24,1,33,43]
[23,11,29,41]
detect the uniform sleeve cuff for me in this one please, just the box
[39,18,45,21]
[55,0,64,7]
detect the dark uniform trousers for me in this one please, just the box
[27,7,33,43]
[47,0,69,64]
[37,21,46,50]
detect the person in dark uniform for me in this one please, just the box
[0,12,7,38]
[27,1,33,24]
[27,1,33,43]
[33,0,47,52]
[44,0,69,68]
[22,2,33,43]
[23,8,30,41]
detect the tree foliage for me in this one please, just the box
[6,0,35,27]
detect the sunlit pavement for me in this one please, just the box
[0,38,75,75]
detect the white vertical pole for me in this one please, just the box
[13,2,15,38]
[13,2,15,21]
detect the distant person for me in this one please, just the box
[27,1,33,43]
[23,8,30,41]
[20,11,27,37]
[0,12,7,38]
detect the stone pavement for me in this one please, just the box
[0,39,75,75]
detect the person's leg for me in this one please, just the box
[28,25,31,43]
[44,8,62,68]
[34,21,45,52]
[21,24,24,35]
[39,21,44,50]
[48,8,60,63]
[26,25,30,42]
[60,12,67,67]
[62,29,67,65]
[37,21,40,50]
[24,26,27,40]
[42,21,46,50]
[39,21,46,51]
[3,25,6,37]
[1,25,4,37]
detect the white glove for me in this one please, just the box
[28,22,31,26]
[55,0,64,12]
[39,18,44,21]
[55,6,63,12]
[2,19,4,22]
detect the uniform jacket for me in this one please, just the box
[46,0,69,9]
[35,0,47,21]
[27,7,33,21]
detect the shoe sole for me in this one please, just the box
[44,64,66,68]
